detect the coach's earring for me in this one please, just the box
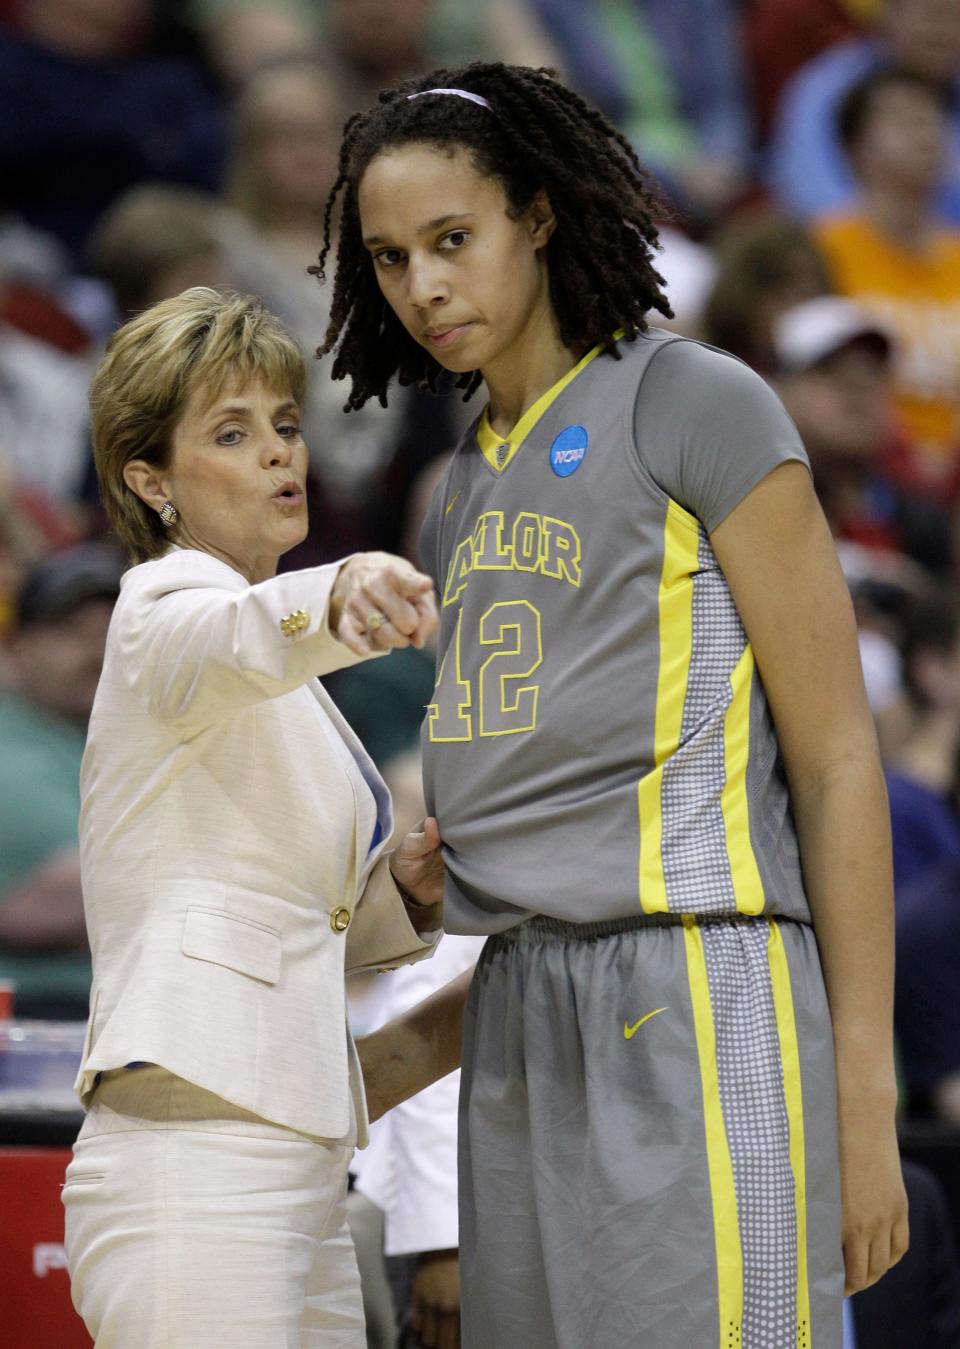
[158,501,178,527]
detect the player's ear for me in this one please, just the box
[526,190,557,251]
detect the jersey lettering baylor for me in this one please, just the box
[420,329,813,934]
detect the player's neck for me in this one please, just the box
[483,299,579,438]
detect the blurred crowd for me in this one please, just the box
[5,0,960,1340]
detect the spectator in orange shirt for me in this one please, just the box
[814,67,960,491]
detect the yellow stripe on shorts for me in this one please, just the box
[767,921,811,1347]
[638,500,699,913]
[682,918,743,1343]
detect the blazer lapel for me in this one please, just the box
[308,679,394,886]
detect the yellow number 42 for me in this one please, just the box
[427,600,543,742]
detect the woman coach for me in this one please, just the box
[62,287,442,1348]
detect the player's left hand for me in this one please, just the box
[837,1091,909,1294]
[390,817,444,909]
[410,1249,460,1349]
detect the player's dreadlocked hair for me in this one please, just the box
[312,62,673,409]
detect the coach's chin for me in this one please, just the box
[61,287,443,1348]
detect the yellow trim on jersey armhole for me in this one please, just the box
[637,499,699,913]
[720,646,766,916]
[767,922,811,1348]
[683,918,744,1344]
[476,337,614,473]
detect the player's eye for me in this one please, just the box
[440,230,469,250]
[374,248,404,268]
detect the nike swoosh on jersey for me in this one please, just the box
[445,491,462,516]
[623,1007,668,1039]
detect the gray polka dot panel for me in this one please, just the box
[702,920,799,1348]
[662,527,752,915]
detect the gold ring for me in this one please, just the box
[364,611,386,634]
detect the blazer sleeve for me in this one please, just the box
[117,552,376,732]
[346,855,441,975]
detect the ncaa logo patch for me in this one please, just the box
[549,424,589,478]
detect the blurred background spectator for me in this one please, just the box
[194,0,560,100]
[767,0,960,224]
[0,297,93,506]
[87,183,229,321]
[0,542,122,1019]
[0,0,225,265]
[896,858,960,1123]
[218,56,463,567]
[813,66,960,492]
[880,592,960,889]
[702,212,832,372]
[529,0,752,227]
[746,0,876,143]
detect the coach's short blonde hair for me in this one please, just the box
[91,287,306,563]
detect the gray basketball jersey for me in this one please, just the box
[420,329,812,934]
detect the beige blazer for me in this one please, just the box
[75,547,438,1142]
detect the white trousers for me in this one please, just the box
[62,1065,366,1349]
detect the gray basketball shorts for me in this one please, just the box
[458,913,843,1349]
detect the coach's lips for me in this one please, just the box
[270,481,305,506]
[424,322,473,349]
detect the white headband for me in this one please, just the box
[406,87,492,111]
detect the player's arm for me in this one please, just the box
[710,460,909,1296]
[357,967,474,1123]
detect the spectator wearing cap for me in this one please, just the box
[0,541,123,1018]
[772,295,953,577]
[702,212,832,375]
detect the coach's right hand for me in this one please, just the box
[330,551,437,656]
